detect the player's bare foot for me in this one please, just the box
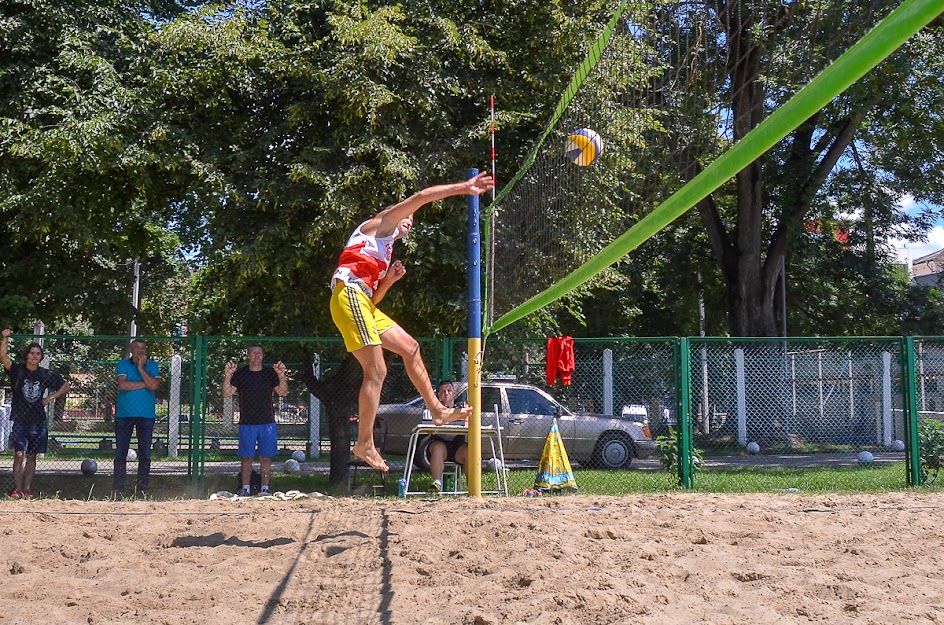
[431,404,472,426]
[352,442,388,472]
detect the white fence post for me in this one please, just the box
[309,354,321,458]
[603,348,613,416]
[881,351,892,447]
[169,354,182,458]
[735,348,747,446]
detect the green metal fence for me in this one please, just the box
[0,333,937,497]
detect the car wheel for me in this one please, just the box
[592,432,635,469]
[413,436,433,471]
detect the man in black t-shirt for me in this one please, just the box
[222,345,288,496]
[1,329,70,499]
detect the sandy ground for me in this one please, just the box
[0,492,942,625]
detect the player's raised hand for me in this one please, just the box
[466,172,495,196]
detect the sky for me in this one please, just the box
[888,196,944,263]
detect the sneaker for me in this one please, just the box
[9,490,22,500]
[427,480,442,494]
[23,490,33,500]
[236,487,251,497]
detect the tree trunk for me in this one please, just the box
[299,353,363,489]
[725,258,779,336]
[709,0,782,337]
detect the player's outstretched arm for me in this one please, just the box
[367,172,495,237]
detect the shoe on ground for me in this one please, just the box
[9,490,22,499]
[427,480,442,494]
[23,490,33,499]
[236,487,251,497]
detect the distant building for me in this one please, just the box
[912,249,944,286]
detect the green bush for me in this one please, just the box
[919,419,944,484]
[656,427,703,484]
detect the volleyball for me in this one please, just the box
[291,449,306,462]
[127,449,137,462]
[857,450,874,465]
[565,128,603,166]
[746,441,760,455]
[80,458,98,476]
[892,439,905,452]
[284,459,301,474]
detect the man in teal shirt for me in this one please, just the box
[114,339,161,499]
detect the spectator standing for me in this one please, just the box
[222,345,288,497]
[114,339,161,499]
[0,329,70,499]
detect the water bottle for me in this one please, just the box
[443,473,455,493]
[397,478,407,497]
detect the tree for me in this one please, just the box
[689,1,944,336]
[0,0,199,331]
[144,0,613,337]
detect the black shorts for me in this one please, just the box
[430,435,466,463]
[11,420,47,454]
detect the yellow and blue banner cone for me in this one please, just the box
[534,419,578,492]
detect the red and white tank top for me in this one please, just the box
[330,223,397,297]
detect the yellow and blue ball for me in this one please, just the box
[565,128,603,166]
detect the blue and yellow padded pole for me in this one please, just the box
[467,168,483,497]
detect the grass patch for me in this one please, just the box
[692,462,926,493]
[16,461,941,502]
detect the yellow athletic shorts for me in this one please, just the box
[330,283,396,352]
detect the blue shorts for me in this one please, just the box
[11,420,48,454]
[238,422,278,459]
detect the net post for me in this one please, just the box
[467,168,483,497]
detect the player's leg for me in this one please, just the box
[351,344,388,472]
[331,284,389,472]
[380,323,471,425]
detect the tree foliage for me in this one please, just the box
[0,0,942,342]
[695,0,944,336]
[0,0,196,332]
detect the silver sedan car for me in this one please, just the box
[377,381,654,470]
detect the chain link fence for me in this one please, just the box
[0,334,195,498]
[915,338,944,484]
[684,338,912,491]
[0,333,932,498]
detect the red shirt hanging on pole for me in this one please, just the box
[546,336,575,386]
